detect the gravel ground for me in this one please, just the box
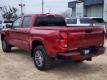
[0,40,107,80]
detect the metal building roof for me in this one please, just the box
[68,1,76,8]
[68,0,104,8]
[85,0,103,6]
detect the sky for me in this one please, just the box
[0,0,74,15]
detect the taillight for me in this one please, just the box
[60,32,68,48]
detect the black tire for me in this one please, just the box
[33,45,54,71]
[2,39,11,52]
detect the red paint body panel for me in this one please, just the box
[1,14,105,60]
[58,47,105,61]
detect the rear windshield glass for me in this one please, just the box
[34,16,66,26]
[80,18,99,24]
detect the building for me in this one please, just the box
[68,0,107,22]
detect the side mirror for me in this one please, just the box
[6,24,12,28]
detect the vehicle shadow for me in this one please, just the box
[10,48,33,62]
[47,60,104,78]
[10,48,103,76]
[11,48,31,57]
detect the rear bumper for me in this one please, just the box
[57,47,106,61]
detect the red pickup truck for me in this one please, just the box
[1,14,105,70]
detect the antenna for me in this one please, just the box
[47,8,51,14]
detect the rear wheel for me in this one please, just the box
[2,39,11,52]
[33,45,54,71]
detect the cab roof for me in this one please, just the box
[23,14,63,17]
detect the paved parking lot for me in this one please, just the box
[0,39,107,80]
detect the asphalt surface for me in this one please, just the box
[0,39,107,80]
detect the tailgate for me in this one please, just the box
[68,26,104,49]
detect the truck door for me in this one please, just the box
[9,18,23,47]
[18,16,32,51]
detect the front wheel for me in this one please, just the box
[2,39,11,52]
[33,45,54,71]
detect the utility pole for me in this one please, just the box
[19,0,25,16]
[42,0,44,14]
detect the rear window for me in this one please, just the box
[22,16,31,27]
[80,18,99,24]
[34,16,66,26]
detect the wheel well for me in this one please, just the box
[31,40,44,57]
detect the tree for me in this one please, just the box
[0,6,18,21]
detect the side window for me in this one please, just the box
[13,18,21,28]
[67,19,77,24]
[22,16,32,28]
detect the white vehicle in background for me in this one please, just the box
[66,17,102,26]
[66,17,106,33]
[0,20,13,30]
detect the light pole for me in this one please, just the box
[42,0,44,14]
[19,0,25,16]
